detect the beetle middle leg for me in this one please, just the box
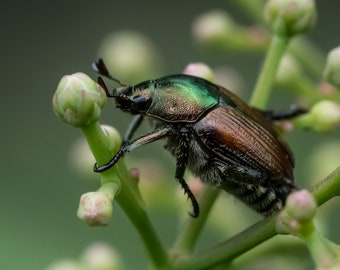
[175,151,200,218]
[271,177,299,195]
[124,115,144,142]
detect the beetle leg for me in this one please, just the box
[93,126,172,172]
[281,177,299,190]
[258,106,307,121]
[175,148,200,218]
[123,115,144,143]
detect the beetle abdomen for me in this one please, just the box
[221,180,292,216]
[187,103,296,216]
[166,130,294,216]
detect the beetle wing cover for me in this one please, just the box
[194,88,294,181]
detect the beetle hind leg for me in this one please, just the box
[260,177,299,216]
[258,106,307,121]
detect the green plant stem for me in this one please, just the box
[290,76,323,103]
[250,34,290,108]
[230,0,264,22]
[289,37,325,80]
[173,217,276,270]
[172,167,340,269]
[82,122,116,169]
[231,1,325,82]
[304,229,340,269]
[311,166,340,207]
[81,122,169,269]
[114,174,170,269]
[172,188,220,254]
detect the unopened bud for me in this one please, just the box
[183,63,215,82]
[53,73,106,127]
[296,100,340,132]
[46,260,82,270]
[324,46,340,89]
[276,190,316,236]
[264,0,316,37]
[98,31,162,83]
[286,190,317,222]
[77,182,119,226]
[192,10,234,48]
[82,242,123,270]
[276,54,300,84]
[101,125,122,154]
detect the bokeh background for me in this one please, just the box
[2,1,340,269]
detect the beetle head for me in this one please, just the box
[112,81,154,115]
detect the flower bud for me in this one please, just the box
[97,31,162,83]
[53,73,106,127]
[264,0,316,37]
[101,125,122,154]
[77,182,119,226]
[214,66,244,97]
[276,54,300,84]
[285,190,317,222]
[183,62,215,82]
[276,190,316,236]
[82,242,123,270]
[324,46,340,89]
[318,82,337,98]
[295,100,340,132]
[46,260,82,270]
[193,10,268,51]
[192,10,235,49]
[69,137,95,179]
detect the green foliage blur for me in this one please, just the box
[1,1,340,269]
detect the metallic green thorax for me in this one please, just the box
[149,75,219,122]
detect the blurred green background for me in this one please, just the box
[2,1,340,269]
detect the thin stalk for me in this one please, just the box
[304,229,340,268]
[250,34,290,108]
[230,0,264,22]
[173,217,276,270]
[81,122,169,269]
[289,37,325,80]
[311,166,340,207]
[172,188,220,254]
[290,76,323,103]
[115,171,170,269]
[172,167,340,269]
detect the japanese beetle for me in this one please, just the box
[92,59,305,217]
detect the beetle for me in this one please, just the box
[92,58,305,218]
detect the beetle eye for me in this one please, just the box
[130,95,152,113]
[133,95,147,104]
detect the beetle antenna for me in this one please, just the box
[97,76,114,97]
[92,58,127,87]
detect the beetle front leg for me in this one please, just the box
[123,115,144,143]
[175,149,200,218]
[93,126,172,172]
